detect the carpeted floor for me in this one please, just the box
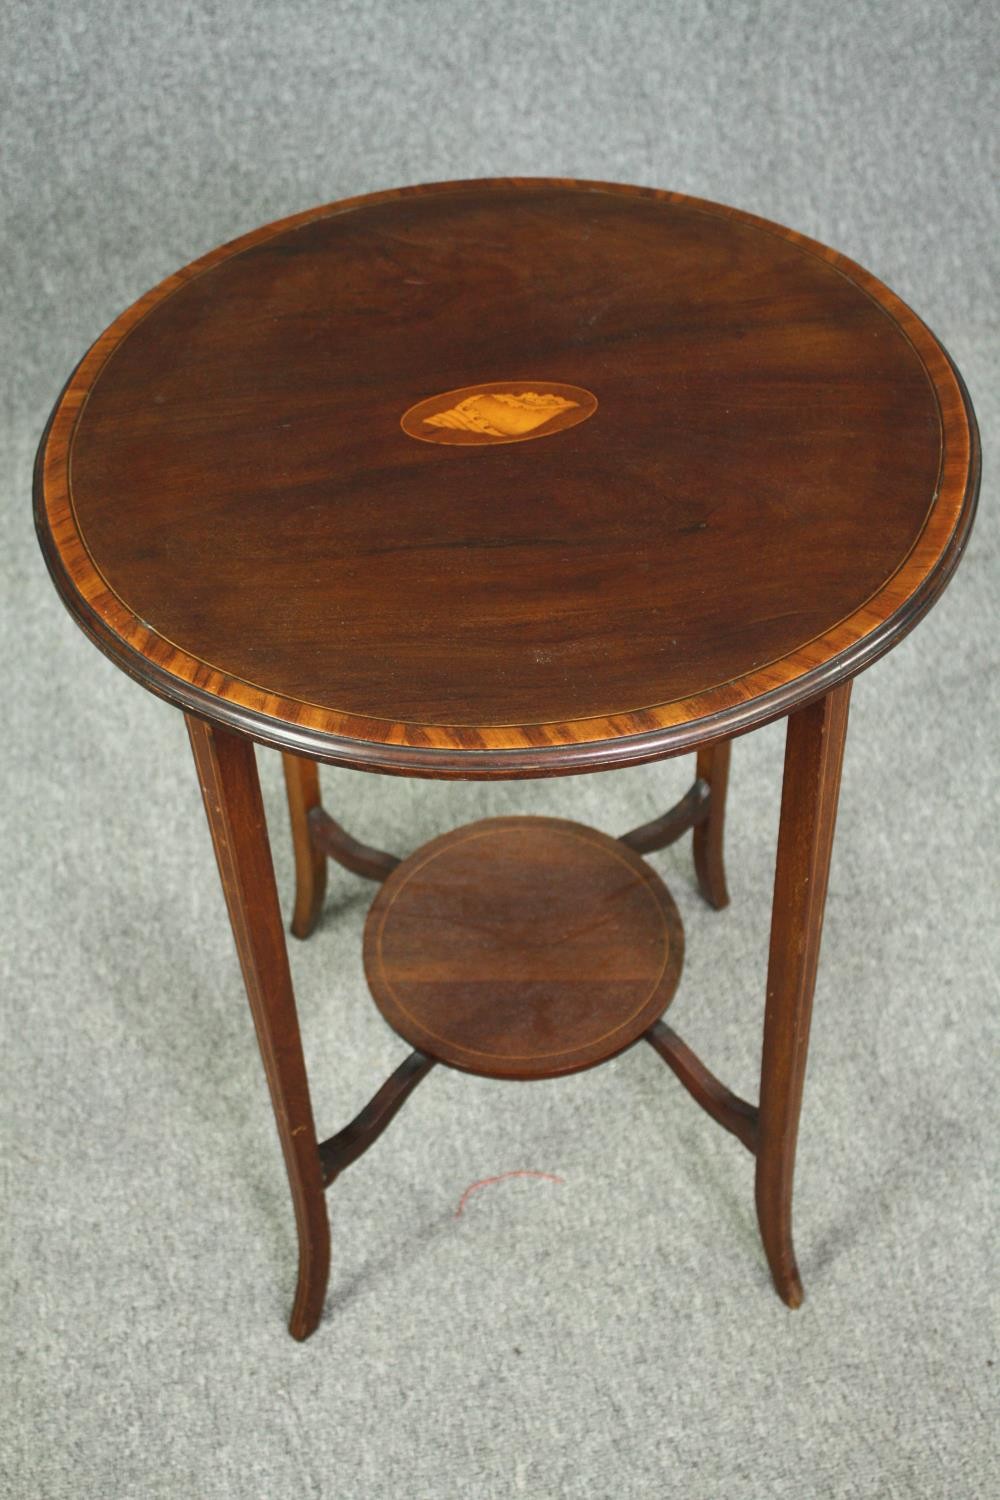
[2,3,998,1497]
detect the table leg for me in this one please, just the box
[187,718,330,1340]
[620,741,731,906]
[693,739,731,909]
[282,753,328,940]
[282,754,401,939]
[756,682,851,1307]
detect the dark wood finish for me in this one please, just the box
[282,750,400,937]
[294,741,727,931]
[756,682,852,1308]
[645,1020,758,1154]
[318,1051,435,1186]
[620,738,731,907]
[309,808,401,883]
[364,816,684,1079]
[186,717,329,1340]
[36,179,979,779]
[281,753,327,939]
[620,778,710,853]
[620,735,731,900]
[34,180,980,1332]
[693,739,731,909]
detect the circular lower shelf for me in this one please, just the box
[363,816,683,1079]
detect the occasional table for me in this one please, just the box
[35,179,979,1340]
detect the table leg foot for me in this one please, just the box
[190,720,331,1339]
[755,684,851,1308]
[755,1187,806,1308]
[288,1234,332,1340]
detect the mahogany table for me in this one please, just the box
[35,179,979,1340]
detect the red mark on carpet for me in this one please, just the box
[454,1171,565,1219]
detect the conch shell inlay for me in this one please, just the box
[401,381,597,446]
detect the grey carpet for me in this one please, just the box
[2,3,998,1497]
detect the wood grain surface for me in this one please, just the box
[35,179,979,777]
[363,816,683,1078]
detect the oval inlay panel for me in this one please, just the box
[401,380,598,445]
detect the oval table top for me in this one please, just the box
[35,178,979,778]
